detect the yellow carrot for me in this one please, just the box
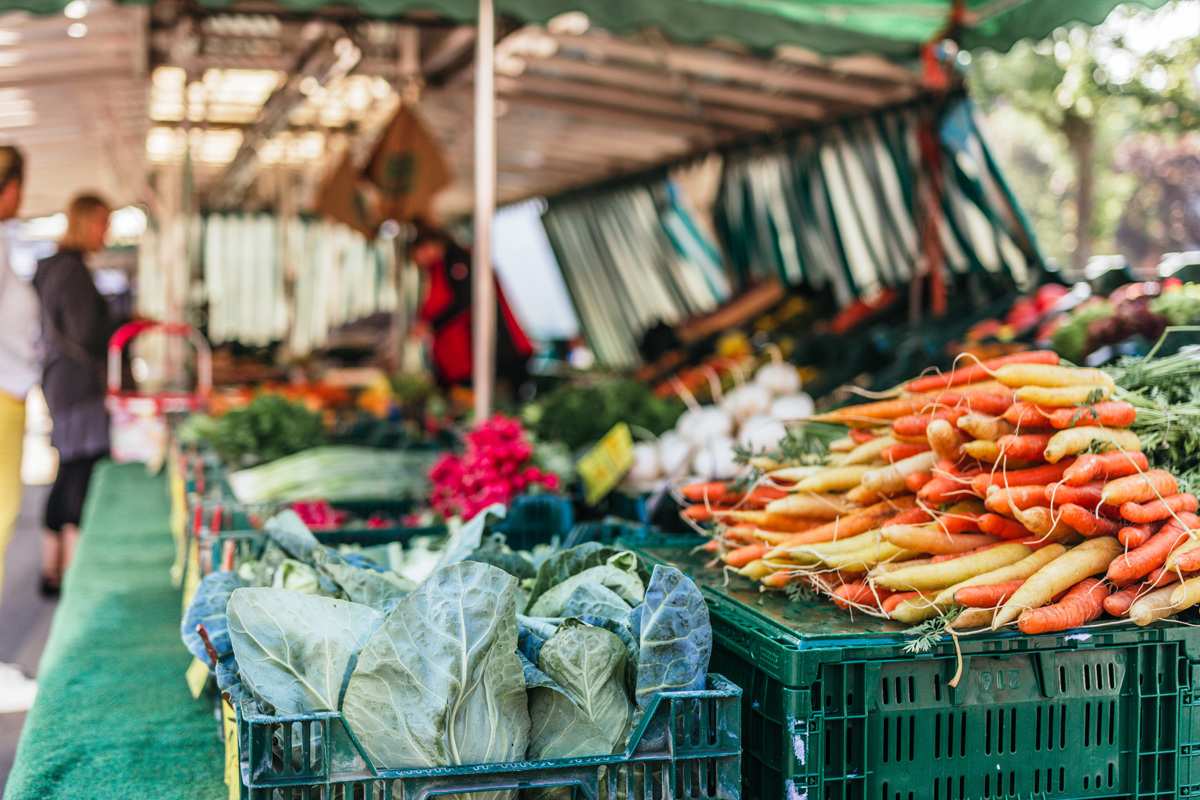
[1165,536,1200,572]
[1127,585,1182,626]
[949,607,996,630]
[766,465,825,483]
[927,419,964,463]
[861,451,938,495]
[1170,575,1200,613]
[888,593,943,623]
[818,543,917,572]
[881,524,999,555]
[957,413,1015,441]
[1015,384,1112,407]
[787,529,884,563]
[764,493,852,520]
[993,537,1122,628]
[1043,428,1141,463]
[933,544,1066,608]
[794,465,874,494]
[842,435,898,466]
[872,543,1032,592]
[993,364,1116,391]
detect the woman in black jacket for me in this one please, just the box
[32,194,122,594]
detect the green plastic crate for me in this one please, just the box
[621,537,1200,800]
[235,674,742,800]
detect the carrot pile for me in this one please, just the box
[681,350,1200,635]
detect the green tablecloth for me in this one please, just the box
[4,461,224,800]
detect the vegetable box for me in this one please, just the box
[623,536,1200,800]
[234,674,742,800]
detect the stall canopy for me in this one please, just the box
[12,1,1166,58]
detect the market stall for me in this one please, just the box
[5,2,1192,800]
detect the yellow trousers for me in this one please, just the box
[0,390,25,609]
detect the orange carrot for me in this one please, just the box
[1003,401,1056,428]
[978,513,1032,540]
[1059,504,1124,538]
[892,410,967,439]
[1017,578,1109,634]
[718,511,832,532]
[1045,480,1107,510]
[723,544,771,568]
[970,460,1075,497]
[1061,450,1151,486]
[1119,520,1163,549]
[1106,513,1199,585]
[984,485,1049,515]
[954,580,1026,608]
[1048,401,1137,430]
[681,482,731,502]
[996,433,1055,461]
[813,395,957,427]
[881,591,924,615]
[849,428,879,444]
[905,472,935,493]
[957,393,1015,416]
[1120,493,1199,524]
[1146,565,1181,588]
[761,570,800,589]
[882,443,932,463]
[684,505,735,522]
[723,525,763,546]
[1102,470,1179,506]
[833,581,893,610]
[1103,584,1142,617]
[882,507,935,528]
[904,350,1060,394]
[701,539,720,552]
[929,540,1012,563]
[919,476,977,505]
[765,498,917,553]
[936,513,982,534]
[881,526,999,555]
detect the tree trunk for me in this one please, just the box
[1064,113,1095,275]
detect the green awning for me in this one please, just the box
[8,0,1167,57]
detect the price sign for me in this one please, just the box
[185,657,210,699]
[577,423,636,506]
[222,699,239,800]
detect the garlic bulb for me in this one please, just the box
[692,436,739,480]
[738,415,787,453]
[755,361,802,396]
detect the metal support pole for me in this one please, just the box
[472,0,496,424]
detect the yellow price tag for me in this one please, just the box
[186,657,210,700]
[181,537,200,614]
[577,423,636,506]
[222,699,240,800]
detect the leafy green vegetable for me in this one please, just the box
[227,588,383,714]
[264,510,321,562]
[525,543,624,612]
[312,547,414,611]
[1052,300,1114,363]
[182,394,325,467]
[182,571,246,667]
[340,562,530,775]
[435,504,506,570]
[539,620,633,754]
[527,564,644,618]
[628,566,711,711]
[902,606,961,654]
[228,446,437,505]
[561,581,633,624]
[272,560,339,596]
[532,379,683,451]
[465,534,537,580]
[522,653,611,760]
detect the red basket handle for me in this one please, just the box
[107,321,212,397]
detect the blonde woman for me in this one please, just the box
[32,193,124,594]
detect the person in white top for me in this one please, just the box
[0,145,39,714]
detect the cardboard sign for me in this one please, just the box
[222,699,239,800]
[186,657,210,700]
[578,423,636,506]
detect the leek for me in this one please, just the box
[228,446,438,505]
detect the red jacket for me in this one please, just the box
[419,246,532,385]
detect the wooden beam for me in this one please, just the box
[549,32,895,106]
[497,74,777,131]
[487,94,716,140]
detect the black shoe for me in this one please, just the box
[39,574,60,598]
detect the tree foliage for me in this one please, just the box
[968,2,1200,274]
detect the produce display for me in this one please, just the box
[183,509,712,773]
[226,445,438,505]
[680,347,1200,638]
[181,394,326,467]
[428,415,561,520]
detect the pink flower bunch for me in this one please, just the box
[429,415,560,520]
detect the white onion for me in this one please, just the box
[691,436,740,480]
[771,393,815,422]
[755,362,802,396]
[658,432,692,477]
[724,384,773,422]
[738,415,788,453]
[628,442,663,483]
[683,406,734,446]
[675,408,702,443]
